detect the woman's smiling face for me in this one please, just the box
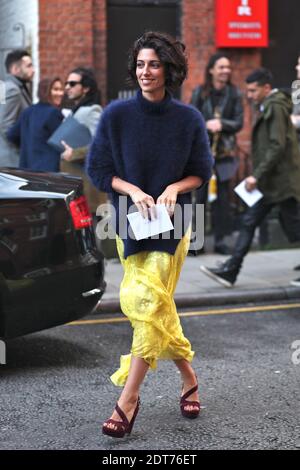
[136,48,166,100]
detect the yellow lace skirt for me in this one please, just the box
[110,227,194,387]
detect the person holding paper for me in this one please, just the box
[60,67,104,213]
[200,68,300,287]
[87,31,213,438]
[291,53,300,147]
[290,54,300,287]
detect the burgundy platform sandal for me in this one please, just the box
[102,398,140,438]
[180,384,200,419]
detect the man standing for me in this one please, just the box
[0,49,34,167]
[200,68,300,287]
[60,67,103,214]
[290,54,300,286]
[291,53,300,145]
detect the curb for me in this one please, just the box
[95,287,300,314]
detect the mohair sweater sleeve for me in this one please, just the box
[183,111,214,183]
[86,109,116,193]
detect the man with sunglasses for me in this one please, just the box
[60,67,104,214]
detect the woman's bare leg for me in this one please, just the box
[174,359,199,411]
[104,356,149,431]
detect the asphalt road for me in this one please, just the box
[1,302,300,450]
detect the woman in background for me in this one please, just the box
[191,53,243,254]
[7,77,64,172]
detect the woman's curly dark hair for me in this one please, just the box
[127,31,188,93]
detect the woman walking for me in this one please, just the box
[87,31,213,438]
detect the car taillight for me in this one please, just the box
[69,196,93,229]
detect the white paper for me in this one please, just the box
[127,204,174,241]
[234,179,263,207]
[61,108,72,118]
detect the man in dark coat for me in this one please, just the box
[291,53,300,145]
[0,50,34,167]
[290,54,300,286]
[200,68,300,287]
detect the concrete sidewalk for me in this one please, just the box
[97,248,300,313]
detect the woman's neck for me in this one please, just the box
[212,79,227,91]
[136,88,171,115]
[142,89,165,102]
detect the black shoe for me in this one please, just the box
[200,260,240,288]
[214,243,231,255]
[290,278,300,287]
[294,265,300,271]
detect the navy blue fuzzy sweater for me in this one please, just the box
[87,90,213,258]
[7,102,63,172]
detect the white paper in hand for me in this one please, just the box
[234,179,263,207]
[127,204,174,241]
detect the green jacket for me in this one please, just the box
[252,90,300,203]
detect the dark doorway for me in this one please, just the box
[262,0,299,89]
[107,0,180,102]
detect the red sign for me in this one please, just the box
[216,0,268,48]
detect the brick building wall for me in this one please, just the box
[39,0,106,104]
[37,0,260,169]
[39,0,94,81]
[0,0,264,172]
[92,0,107,105]
[182,0,261,173]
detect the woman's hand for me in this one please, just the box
[129,189,156,220]
[291,114,300,126]
[206,119,222,133]
[157,184,178,217]
[61,141,74,161]
[245,175,257,192]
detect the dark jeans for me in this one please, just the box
[231,198,300,267]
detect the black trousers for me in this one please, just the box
[231,197,300,267]
[195,179,232,243]
[211,179,233,242]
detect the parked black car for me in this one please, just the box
[0,168,105,339]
